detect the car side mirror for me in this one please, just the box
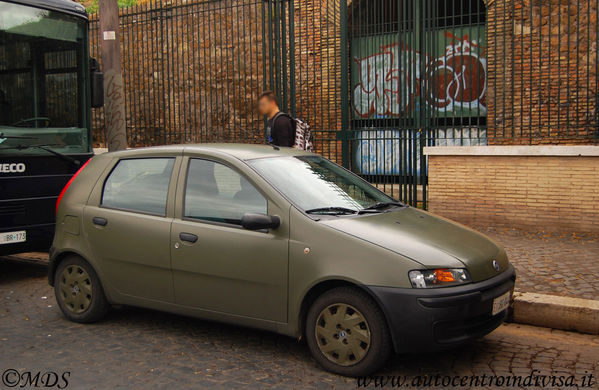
[241,213,280,230]
[90,58,104,108]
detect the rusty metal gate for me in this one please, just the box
[90,0,343,162]
[89,0,487,208]
[90,0,598,208]
[345,0,488,207]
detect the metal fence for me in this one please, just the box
[90,0,343,160]
[90,0,598,208]
[486,0,598,144]
[346,0,489,206]
[91,0,272,146]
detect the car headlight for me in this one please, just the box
[408,268,471,288]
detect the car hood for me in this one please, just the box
[320,207,508,282]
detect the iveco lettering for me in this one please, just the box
[49,144,516,376]
[0,163,25,173]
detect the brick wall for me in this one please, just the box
[89,0,343,161]
[426,146,599,233]
[486,0,598,144]
[90,0,269,147]
[89,0,597,151]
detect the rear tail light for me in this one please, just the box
[56,158,92,214]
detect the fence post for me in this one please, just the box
[339,0,350,168]
[261,0,269,141]
[288,0,295,117]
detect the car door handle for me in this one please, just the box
[179,232,198,243]
[92,217,108,226]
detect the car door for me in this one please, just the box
[83,156,180,303]
[170,157,289,322]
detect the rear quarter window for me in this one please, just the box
[102,158,175,216]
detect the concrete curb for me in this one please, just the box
[512,292,599,335]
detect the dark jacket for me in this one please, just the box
[267,112,295,147]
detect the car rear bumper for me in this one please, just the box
[366,265,516,353]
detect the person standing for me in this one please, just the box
[257,91,295,147]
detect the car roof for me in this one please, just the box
[6,0,88,18]
[99,143,315,161]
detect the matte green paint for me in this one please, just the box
[51,144,511,339]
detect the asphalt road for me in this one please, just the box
[1,260,598,389]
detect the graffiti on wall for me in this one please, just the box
[354,130,422,176]
[352,31,487,119]
[351,29,487,175]
[354,127,488,175]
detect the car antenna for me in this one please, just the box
[269,143,279,151]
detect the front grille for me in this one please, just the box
[0,202,26,216]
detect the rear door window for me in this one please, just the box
[102,158,175,216]
[184,159,267,225]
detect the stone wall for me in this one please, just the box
[90,0,598,153]
[425,146,599,233]
[90,0,269,147]
[486,0,598,145]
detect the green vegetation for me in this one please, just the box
[84,0,138,14]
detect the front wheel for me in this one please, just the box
[54,256,109,323]
[305,287,392,376]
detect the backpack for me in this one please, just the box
[273,112,313,152]
[292,117,314,152]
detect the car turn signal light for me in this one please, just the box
[434,269,456,282]
[408,268,470,288]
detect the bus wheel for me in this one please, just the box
[54,255,109,323]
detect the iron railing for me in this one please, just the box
[89,0,598,208]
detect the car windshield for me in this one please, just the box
[248,155,396,214]
[0,2,90,155]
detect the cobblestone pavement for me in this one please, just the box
[1,260,598,389]
[476,228,599,301]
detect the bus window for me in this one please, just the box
[0,2,90,155]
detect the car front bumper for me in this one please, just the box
[366,265,516,353]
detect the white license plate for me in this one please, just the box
[0,230,26,245]
[492,290,511,316]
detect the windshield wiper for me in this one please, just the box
[305,206,358,215]
[0,143,80,166]
[358,201,405,214]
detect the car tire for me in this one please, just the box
[305,287,392,376]
[54,255,109,323]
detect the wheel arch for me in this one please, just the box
[48,249,95,286]
[297,279,395,347]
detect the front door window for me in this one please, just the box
[184,158,267,225]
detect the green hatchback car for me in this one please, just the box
[49,144,515,376]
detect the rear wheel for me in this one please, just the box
[54,256,109,323]
[305,287,392,376]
